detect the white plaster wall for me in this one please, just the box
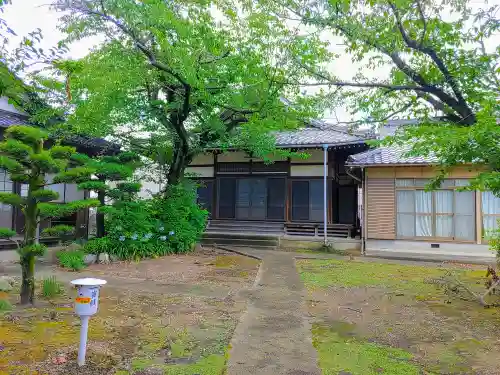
[290,165,324,177]
[185,166,214,178]
[217,151,249,162]
[0,97,26,115]
[191,153,214,165]
[290,149,324,163]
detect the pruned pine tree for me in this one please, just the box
[0,125,98,304]
[76,151,141,238]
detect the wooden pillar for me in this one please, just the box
[476,191,482,244]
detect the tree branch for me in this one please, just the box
[389,2,474,123]
[69,5,189,87]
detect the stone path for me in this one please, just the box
[227,251,320,375]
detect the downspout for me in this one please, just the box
[345,166,361,183]
[361,167,366,255]
[323,144,328,245]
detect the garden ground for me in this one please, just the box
[1,247,500,375]
[0,248,259,375]
[297,257,500,375]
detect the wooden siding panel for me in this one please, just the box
[366,178,395,239]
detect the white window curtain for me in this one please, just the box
[454,191,475,240]
[482,192,500,235]
[415,191,432,237]
[435,190,453,237]
[395,179,475,240]
[396,190,415,237]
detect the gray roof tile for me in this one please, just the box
[274,128,368,147]
[347,146,437,166]
[0,110,29,128]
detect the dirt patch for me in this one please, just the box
[0,250,260,374]
[299,259,500,375]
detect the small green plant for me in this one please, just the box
[41,224,75,238]
[41,276,63,298]
[0,228,16,239]
[0,299,12,313]
[83,236,113,255]
[56,250,86,271]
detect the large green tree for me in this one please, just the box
[0,126,98,304]
[51,0,322,186]
[256,0,499,192]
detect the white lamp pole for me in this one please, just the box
[71,278,107,366]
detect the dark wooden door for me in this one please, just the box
[236,178,267,220]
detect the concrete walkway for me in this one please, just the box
[228,252,320,375]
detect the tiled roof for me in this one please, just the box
[274,128,369,147]
[347,146,437,166]
[0,108,119,155]
[0,109,29,127]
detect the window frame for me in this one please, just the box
[481,191,500,240]
[395,178,476,242]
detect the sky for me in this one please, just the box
[2,0,499,123]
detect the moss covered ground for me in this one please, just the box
[297,258,500,375]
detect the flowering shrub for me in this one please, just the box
[83,182,207,260]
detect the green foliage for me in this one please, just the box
[0,227,16,239]
[57,0,319,185]
[53,166,95,183]
[38,199,100,218]
[116,182,141,193]
[50,145,76,160]
[41,276,63,298]
[90,183,207,260]
[150,183,208,254]
[56,249,86,271]
[77,181,108,191]
[384,113,500,195]
[82,236,112,255]
[18,243,47,257]
[41,224,75,237]
[0,155,23,173]
[0,139,32,159]
[0,299,12,313]
[0,192,23,206]
[486,219,500,259]
[5,125,48,146]
[32,189,59,202]
[70,153,91,165]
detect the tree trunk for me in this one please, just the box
[20,193,37,305]
[167,144,191,186]
[20,254,35,305]
[96,183,106,238]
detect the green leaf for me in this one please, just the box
[50,145,76,160]
[53,166,96,183]
[77,181,108,191]
[0,192,23,206]
[5,125,48,146]
[0,139,32,159]
[38,199,100,218]
[0,227,16,239]
[42,224,74,237]
[32,189,59,202]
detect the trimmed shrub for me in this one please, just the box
[0,299,12,313]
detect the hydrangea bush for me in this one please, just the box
[84,182,208,260]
